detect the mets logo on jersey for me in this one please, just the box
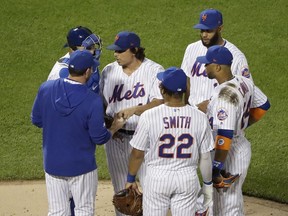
[241,67,250,78]
[217,138,225,146]
[217,108,228,121]
[202,14,207,21]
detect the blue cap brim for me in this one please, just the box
[156,72,165,81]
[193,24,216,30]
[106,44,123,51]
[196,56,211,64]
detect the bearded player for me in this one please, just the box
[181,9,254,215]
[181,9,252,110]
[100,31,164,216]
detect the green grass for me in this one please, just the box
[0,0,287,203]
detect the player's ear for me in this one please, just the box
[159,85,165,95]
[218,25,223,33]
[216,64,222,72]
[84,67,92,79]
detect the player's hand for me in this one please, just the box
[109,116,126,136]
[117,106,137,119]
[197,100,209,113]
[125,182,141,195]
[201,183,213,209]
[113,116,126,128]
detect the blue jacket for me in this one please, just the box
[31,78,111,176]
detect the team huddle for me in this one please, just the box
[31,8,270,216]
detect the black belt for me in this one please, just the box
[118,129,135,135]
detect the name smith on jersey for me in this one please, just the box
[163,116,191,129]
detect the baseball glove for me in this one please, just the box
[213,173,240,188]
[104,115,114,129]
[112,188,143,216]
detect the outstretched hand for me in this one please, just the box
[125,182,142,195]
[109,116,127,136]
[117,106,137,119]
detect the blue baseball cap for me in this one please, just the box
[69,50,99,71]
[64,26,92,48]
[196,45,233,65]
[107,31,140,51]
[193,9,223,30]
[157,67,187,93]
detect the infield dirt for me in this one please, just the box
[0,180,287,216]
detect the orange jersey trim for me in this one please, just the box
[215,135,232,151]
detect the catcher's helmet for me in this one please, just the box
[82,34,102,60]
[64,26,92,48]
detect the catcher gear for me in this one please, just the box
[64,26,92,48]
[82,34,102,60]
[112,188,142,216]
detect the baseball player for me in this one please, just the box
[47,26,102,94]
[100,31,164,216]
[181,9,254,215]
[31,50,125,215]
[181,9,253,109]
[46,26,103,215]
[125,67,214,216]
[196,45,270,215]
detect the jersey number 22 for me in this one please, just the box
[159,134,193,158]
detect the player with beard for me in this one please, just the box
[181,9,252,112]
[181,9,253,216]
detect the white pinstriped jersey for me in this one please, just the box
[47,53,70,80]
[100,58,164,130]
[181,40,252,105]
[130,104,214,171]
[207,77,268,216]
[207,75,268,138]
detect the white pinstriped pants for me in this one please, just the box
[45,169,98,216]
[143,167,199,216]
[105,134,146,216]
[213,136,251,216]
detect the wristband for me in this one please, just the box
[127,173,136,183]
[212,160,224,170]
[212,160,224,178]
[203,181,213,185]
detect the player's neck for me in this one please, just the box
[216,38,225,46]
[68,75,86,84]
[217,72,234,85]
[122,59,142,75]
[164,98,186,107]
